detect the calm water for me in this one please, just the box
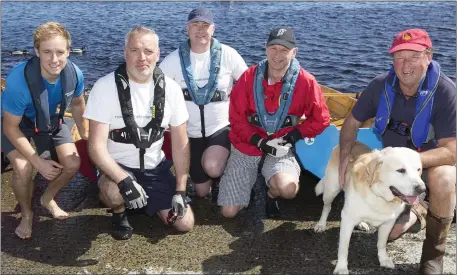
[1,1,456,93]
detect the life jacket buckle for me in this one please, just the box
[387,119,411,136]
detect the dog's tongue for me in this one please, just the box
[403,196,419,205]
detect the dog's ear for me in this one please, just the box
[353,150,383,185]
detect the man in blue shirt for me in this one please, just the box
[1,22,87,240]
[339,29,455,274]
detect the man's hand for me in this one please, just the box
[250,134,291,158]
[338,153,350,188]
[118,176,148,209]
[37,159,63,181]
[282,128,302,146]
[171,191,189,219]
[259,138,292,158]
[80,133,89,140]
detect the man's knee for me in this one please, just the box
[269,173,299,199]
[202,145,229,178]
[202,159,225,178]
[62,154,81,175]
[281,182,299,199]
[174,210,195,232]
[221,206,241,218]
[9,151,33,180]
[428,166,456,199]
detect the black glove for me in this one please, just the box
[282,128,302,146]
[171,191,189,218]
[249,133,291,157]
[118,176,148,209]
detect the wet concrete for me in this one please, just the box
[1,167,456,274]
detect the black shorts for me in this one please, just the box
[189,125,231,184]
[117,160,176,216]
[1,121,73,162]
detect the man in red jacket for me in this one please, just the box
[218,28,330,218]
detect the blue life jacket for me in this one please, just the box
[374,60,441,149]
[178,38,223,105]
[24,56,77,135]
[251,58,300,134]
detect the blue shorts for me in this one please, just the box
[118,160,176,216]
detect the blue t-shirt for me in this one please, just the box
[1,60,84,120]
[352,69,456,151]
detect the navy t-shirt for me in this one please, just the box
[352,70,456,151]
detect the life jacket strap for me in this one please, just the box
[199,105,206,140]
[182,88,225,102]
[109,128,133,143]
[109,126,165,171]
[387,119,411,136]
[248,114,299,130]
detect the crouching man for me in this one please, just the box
[84,26,194,240]
[218,28,330,218]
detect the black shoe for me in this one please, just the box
[111,211,133,240]
[266,196,280,218]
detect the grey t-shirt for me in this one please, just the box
[352,71,456,151]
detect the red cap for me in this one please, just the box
[389,29,432,54]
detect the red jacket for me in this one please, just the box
[229,64,330,156]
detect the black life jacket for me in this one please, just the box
[24,56,77,136]
[110,63,166,171]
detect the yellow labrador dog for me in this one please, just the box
[314,141,426,274]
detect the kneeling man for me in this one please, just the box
[84,26,194,240]
[218,28,330,218]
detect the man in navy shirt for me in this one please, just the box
[1,22,87,239]
[339,29,455,274]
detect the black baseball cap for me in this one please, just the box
[266,28,296,49]
[187,8,214,24]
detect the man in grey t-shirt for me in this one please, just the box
[339,29,455,274]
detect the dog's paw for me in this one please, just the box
[356,221,370,231]
[333,266,349,274]
[379,257,395,269]
[314,223,327,233]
